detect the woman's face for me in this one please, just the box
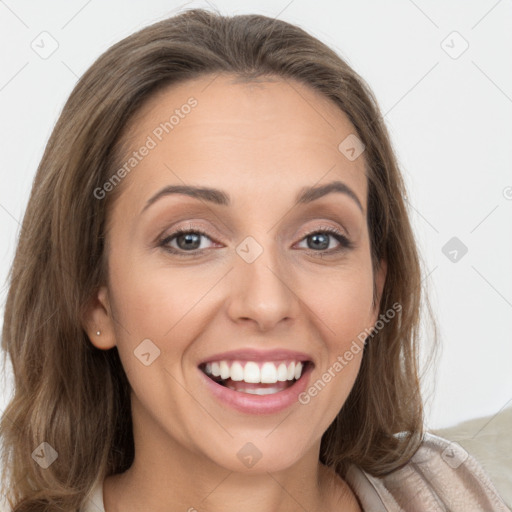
[88,73,386,474]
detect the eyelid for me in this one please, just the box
[158,221,221,241]
[297,221,348,238]
[297,211,353,239]
[158,218,349,243]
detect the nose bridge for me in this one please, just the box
[226,231,298,329]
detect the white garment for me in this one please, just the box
[81,433,510,512]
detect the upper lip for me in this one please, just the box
[197,348,314,366]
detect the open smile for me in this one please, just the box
[198,358,314,414]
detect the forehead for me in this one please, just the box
[112,73,368,212]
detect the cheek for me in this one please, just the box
[108,252,216,340]
[293,258,373,410]
[297,266,371,429]
[305,261,375,348]
[106,258,200,426]
[107,252,225,394]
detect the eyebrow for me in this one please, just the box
[141,180,364,214]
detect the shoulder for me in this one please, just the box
[345,432,511,512]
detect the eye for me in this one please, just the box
[296,226,354,255]
[158,225,353,258]
[158,227,219,257]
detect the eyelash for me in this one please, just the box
[158,225,354,258]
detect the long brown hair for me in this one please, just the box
[0,7,438,510]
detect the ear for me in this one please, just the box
[370,258,387,325]
[82,286,117,350]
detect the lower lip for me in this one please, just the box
[198,363,314,415]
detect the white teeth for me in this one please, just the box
[203,359,306,384]
[226,385,283,395]
[294,362,303,380]
[276,363,288,381]
[287,362,296,380]
[220,360,230,380]
[260,362,278,383]
[230,362,244,381]
[211,361,221,377]
[243,362,260,383]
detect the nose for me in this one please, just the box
[225,239,299,331]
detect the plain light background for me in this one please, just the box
[0,0,511,434]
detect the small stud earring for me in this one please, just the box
[96,331,101,336]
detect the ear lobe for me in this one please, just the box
[81,286,117,350]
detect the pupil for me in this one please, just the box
[309,233,328,250]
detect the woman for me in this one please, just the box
[0,8,509,512]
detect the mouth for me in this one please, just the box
[198,359,313,395]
